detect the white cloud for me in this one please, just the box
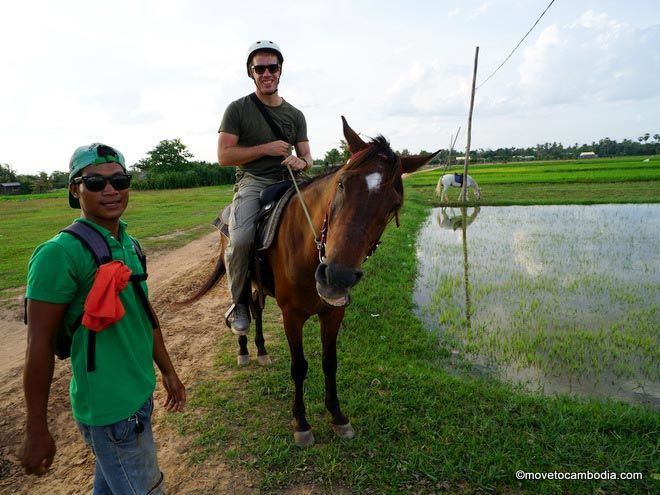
[512,11,660,106]
[473,2,493,17]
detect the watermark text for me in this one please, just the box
[515,470,643,481]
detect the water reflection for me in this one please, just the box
[414,204,660,408]
[434,207,480,333]
[435,207,481,231]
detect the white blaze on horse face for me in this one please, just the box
[365,172,382,193]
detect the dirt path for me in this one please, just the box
[0,232,268,495]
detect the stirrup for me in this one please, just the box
[224,304,236,329]
[224,303,250,336]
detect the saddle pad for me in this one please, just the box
[454,173,464,185]
[212,207,230,238]
[212,186,297,252]
[257,186,296,251]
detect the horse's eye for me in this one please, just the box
[337,180,344,191]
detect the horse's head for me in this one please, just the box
[314,117,437,307]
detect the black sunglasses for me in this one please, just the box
[251,64,280,75]
[73,174,132,192]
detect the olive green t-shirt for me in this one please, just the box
[218,94,308,181]
[26,218,156,426]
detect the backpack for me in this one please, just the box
[24,221,158,371]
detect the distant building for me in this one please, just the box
[1,182,21,194]
[578,151,598,159]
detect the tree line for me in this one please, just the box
[471,134,660,163]
[2,133,658,195]
[321,134,660,166]
[1,139,236,195]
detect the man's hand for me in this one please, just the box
[282,154,308,171]
[21,429,56,476]
[263,140,292,157]
[161,370,186,412]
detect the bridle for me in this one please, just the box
[315,149,403,263]
[316,201,400,263]
[287,145,402,264]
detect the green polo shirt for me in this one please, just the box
[26,218,155,426]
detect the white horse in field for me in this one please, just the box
[436,173,481,202]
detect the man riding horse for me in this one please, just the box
[217,40,313,336]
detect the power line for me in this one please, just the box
[476,0,557,90]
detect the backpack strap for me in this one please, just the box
[58,223,157,371]
[61,222,112,265]
[60,222,110,371]
[126,236,158,329]
[129,237,148,277]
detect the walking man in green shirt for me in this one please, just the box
[218,39,313,335]
[21,143,186,494]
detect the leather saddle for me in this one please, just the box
[212,180,296,252]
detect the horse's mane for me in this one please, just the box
[300,136,399,189]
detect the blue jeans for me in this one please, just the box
[76,397,165,494]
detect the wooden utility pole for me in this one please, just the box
[460,46,479,202]
[446,126,461,170]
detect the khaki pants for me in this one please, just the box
[225,174,279,303]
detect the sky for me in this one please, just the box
[1,0,659,175]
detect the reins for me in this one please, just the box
[285,164,324,260]
[286,145,402,264]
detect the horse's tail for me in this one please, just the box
[174,239,227,306]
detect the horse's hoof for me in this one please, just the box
[237,354,250,366]
[332,422,355,440]
[294,429,315,448]
[257,354,271,366]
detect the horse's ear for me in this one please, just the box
[400,150,440,175]
[341,116,367,154]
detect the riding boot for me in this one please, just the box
[225,303,251,336]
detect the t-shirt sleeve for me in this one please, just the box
[26,241,78,304]
[218,100,241,135]
[295,110,308,144]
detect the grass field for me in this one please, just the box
[408,155,660,205]
[171,188,659,494]
[0,186,234,294]
[2,158,660,493]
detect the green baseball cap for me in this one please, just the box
[68,143,126,208]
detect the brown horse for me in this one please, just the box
[186,117,437,446]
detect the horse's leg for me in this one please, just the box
[319,309,355,440]
[236,284,253,366]
[237,335,249,366]
[251,291,270,366]
[283,309,314,447]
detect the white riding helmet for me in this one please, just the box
[246,40,283,76]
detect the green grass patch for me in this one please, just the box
[173,189,659,494]
[0,185,234,294]
[5,161,659,492]
[408,156,660,206]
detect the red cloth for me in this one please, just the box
[82,261,132,332]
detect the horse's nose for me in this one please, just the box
[315,262,363,289]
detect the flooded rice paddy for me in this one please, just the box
[413,204,659,408]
